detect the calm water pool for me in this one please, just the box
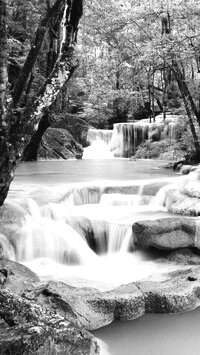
[13,159,177,185]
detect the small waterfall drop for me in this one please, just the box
[0,234,15,260]
[83,129,114,159]
[107,224,133,252]
[84,115,179,158]
[16,214,97,265]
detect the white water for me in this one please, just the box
[4,180,175,287]
[84,116,179,158]
[1,159,181,289]
[1,141,199,355]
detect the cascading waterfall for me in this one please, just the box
[2,172,179,286]
[84,115,179,159]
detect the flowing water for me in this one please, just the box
[6,159,178,288]
[83,116,179,158]
[2,156,198,354]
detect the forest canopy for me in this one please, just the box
[1,0,200,205]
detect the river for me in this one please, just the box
[6,158,200,355]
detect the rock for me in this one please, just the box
[166,189,200,216]
[181,179,200,199]
[132,217,197,250]
[0,258,40,295]
[0,288,99,355]
[180,165,193,175]
[23,281,116,330]
[136,266,200,313]
[53,114,91,147]
[39,128,83,160]
[168,248,200,265]
[23,280,145,330]
[106,283,145,321]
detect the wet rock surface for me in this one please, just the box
[132,217,197,250]
[53,114,91,147]
[0,258,40,294]
[166,189,200,216]
[22,280,145,330]
[1,257,200,353]
[136,266,200,313]
[39,128,83,160]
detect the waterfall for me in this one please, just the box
[0,233,15,260]
[107,224,133,252]
[84,116,179,158]
[83,128,114,159]
[16,213,97,265]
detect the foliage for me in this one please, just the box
[135,139,185,160]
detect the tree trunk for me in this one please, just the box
[0,0,83,206]
[172,60,200,127]
[172,61,200,158]
[12,0,66,107]
[22,110,51,161]
[0,0,7,118]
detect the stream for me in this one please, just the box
[3,158,199,354]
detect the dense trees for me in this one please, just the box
[1,0,200,205]
[72,0,200,158]
[0,0,83,205]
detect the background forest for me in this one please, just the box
[1,0,200,203]
[6,1,200,152]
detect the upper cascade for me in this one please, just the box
[83,115,179,158]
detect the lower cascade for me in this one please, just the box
[2,160,200,355]
[0,175,184,287]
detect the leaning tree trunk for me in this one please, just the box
[21,0,81,162]
[171,60,200,159]
[0,0,13,206]
[0,0,83,206]
[22,110,51,161]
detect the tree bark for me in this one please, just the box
[0,0,83,205]
[0,0,7,119]
[12,0,66,107]
[172,60,200,158]
[22,110,51,161]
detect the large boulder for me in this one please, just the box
[0,287,99,355]
[53,114,91,147]
[132,217,197,250]
[39,128,83,160]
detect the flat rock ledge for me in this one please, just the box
[1,258,200,354]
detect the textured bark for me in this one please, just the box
[12,0,66,107]
[172,60,200,157]
[22,110,51,161]
[0,0,7,119]
[0,0,83,205]
[29,0,81,123]
[22,0,82,161]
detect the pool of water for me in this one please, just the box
[13,159,177,185]
[94,308,200,355]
